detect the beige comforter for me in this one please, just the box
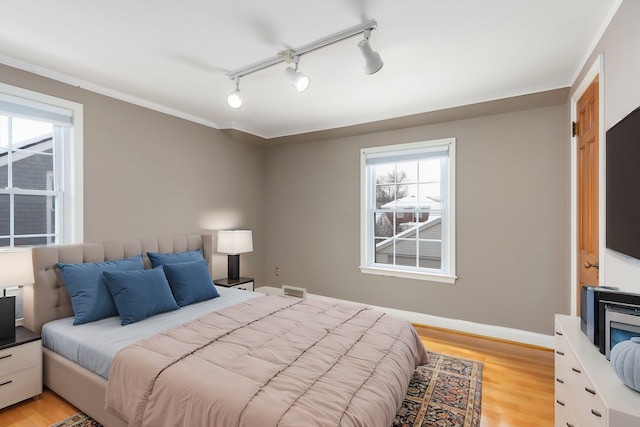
[105,295,429,427]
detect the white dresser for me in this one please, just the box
[554,314,640,426]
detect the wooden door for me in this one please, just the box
[577,76,599,315]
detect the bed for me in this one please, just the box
[23,235,429,427]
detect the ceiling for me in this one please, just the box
[0,0,619,139]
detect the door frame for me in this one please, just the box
[570,53,605,316]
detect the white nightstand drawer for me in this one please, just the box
[0,341,40,377]
[231,281,254,291]
[0,366,41,409]
[214,278,254,292]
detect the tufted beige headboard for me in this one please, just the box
[23,234,213,334]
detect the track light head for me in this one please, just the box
[227,89,242,109]
[358,37,383,75]
[284,66,310,92]
[226,78,243,109]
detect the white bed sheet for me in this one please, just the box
[41,287,260,379]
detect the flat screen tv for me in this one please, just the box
[606,104,640,260]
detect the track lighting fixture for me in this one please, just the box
[284,56,310,92]
[226,77,242,109]
[225,19,382,108]
[358,29,384,75]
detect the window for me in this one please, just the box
[0,82,83,319]
[360,138,456,283]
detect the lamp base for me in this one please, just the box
[0,296,16,340]
[227,254,240,281]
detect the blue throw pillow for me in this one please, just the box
[57,255,145,325]
[163,259,220,306]
[103,266,179,326]
[147,249,203,268]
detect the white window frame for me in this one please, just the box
[0,82,83,323]
[360,138,456,283]
[0,82,83,245]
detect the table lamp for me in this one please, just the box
[0,247,34,340]
[217,230,253,281]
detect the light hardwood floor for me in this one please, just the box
[416,325,555,427]
[0,389,76,427]
[0,325,555,427]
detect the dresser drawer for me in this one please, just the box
[554,384,570,425]
[554,348,570,381]
[0,365,41,409]
[554,327,572,376]
[575,375,607,427]
[555,365,580,427]
[555,402,578,427]
[0,341,40,377]
[554,375,568,404]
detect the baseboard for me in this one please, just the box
[255,286,554,349]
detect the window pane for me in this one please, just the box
[14,194,55,235]
[0,149,7,187]
[399,184,417,206]
[395,236,418,267]
[15,235,53,246]
[0,115,8,148]
[418,212,442,269]
[419,158,441,182]
[375,184,395,208]
[375,238,392,264]
[374,213,393,238]
[415,211,428,222]
[0,194,8,238]
[397,160,417,182]
[12,150,54,190]
[419,183,441,204]
[11,117,53,146]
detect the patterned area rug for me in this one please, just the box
[393,351,483,427]
[49,351,482,427]
[48,412,103,427]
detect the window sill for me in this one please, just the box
[359,266,457,284]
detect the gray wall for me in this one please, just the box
[0,64,265,283]
[264,104,570,335]
[3,25,585,336]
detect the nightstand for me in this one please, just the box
[215,277,254,291]
[0,326,42,410]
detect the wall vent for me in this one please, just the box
[282,285,307,299]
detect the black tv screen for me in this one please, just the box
[606,105,640,260]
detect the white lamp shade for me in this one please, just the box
[0,247,34,288]
[217,230,253,254]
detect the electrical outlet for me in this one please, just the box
[275,267,280,276]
